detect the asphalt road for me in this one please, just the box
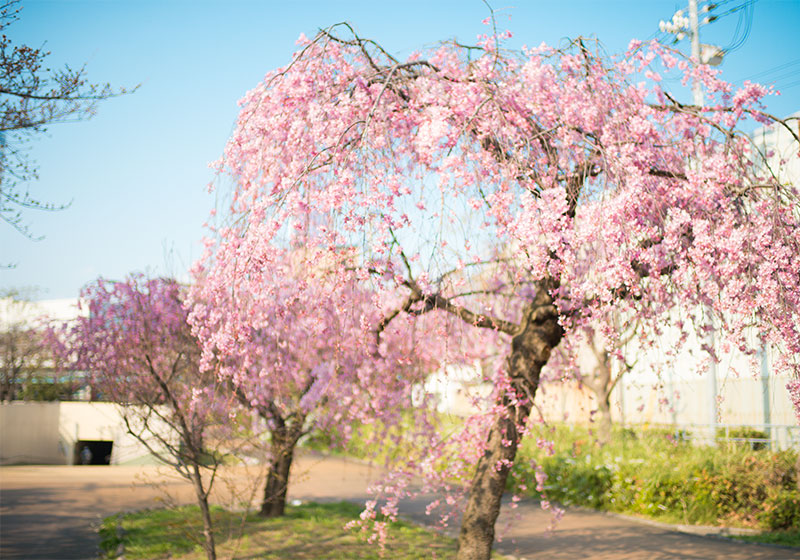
[1,454,797,559]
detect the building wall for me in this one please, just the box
[0,401,166,465]
[0,402,62,464]
[428,367,797,448]
[534,373,797,444]
[0,297,82,328]
[751,110,800,188]
[426,336,799,448]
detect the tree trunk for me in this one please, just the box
[596,394,613,445]
[259,426,299,517]
[189,464,217,560]
[456,290,563,560]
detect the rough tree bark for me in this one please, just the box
[227,382,305,519]
[595,394,613,446]
[456,287,563,560]
[259,422,303,518]
[582,325,635,445]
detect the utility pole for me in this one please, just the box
[689,0,704,106]
[690,0,719,444]
[660,0,722,444]
[760,345,771,448]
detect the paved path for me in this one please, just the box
[1,454,797,559]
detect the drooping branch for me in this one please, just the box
[650,94,800,145]
[648,167,688,180]
[145,353,202,454]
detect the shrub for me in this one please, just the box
[758,488,800,530]
[513,424,798,531]
[716,427,770,451]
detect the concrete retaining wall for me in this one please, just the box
[0,401,166,465]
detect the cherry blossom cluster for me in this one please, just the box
[60,275,233,463]
[188,243,457,446]
[194,22,800,548]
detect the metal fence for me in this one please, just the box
[658,422,800,450]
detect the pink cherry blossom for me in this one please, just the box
[194,23,800,560]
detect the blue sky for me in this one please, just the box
[2,0,799,300]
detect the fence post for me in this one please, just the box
[759,344,772,449]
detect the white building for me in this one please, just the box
[0,296,168,464]
[0,401,170,465]
[751,110,800,188]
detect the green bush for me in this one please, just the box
[716,427,770,451]
[523,455,614,509]
[641,427,691,445]
[18,381,76,401]
[513,424,799,531]
[758,488,800,530]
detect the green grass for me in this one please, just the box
[99,501,502,559]
[731,529,800,548]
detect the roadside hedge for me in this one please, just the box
[511,424,799,531]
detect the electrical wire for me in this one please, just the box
[653,0,800,94]
[721,0,755,53]
[742,58,800,82]
[654,0,755,50]
[714,0,758,20]
[655,0,757,51]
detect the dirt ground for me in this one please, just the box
[1,453,796,559]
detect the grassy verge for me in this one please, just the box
[731,529,800,547]
[99,501,504,559]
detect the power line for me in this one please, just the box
[720,0,755,53]
[774,78,800,91]
[655,0,757,53]
[763,69,800,85]
[714,0,758,20]
[742,58,800,82]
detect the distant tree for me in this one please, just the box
[546,318,638,445]
[579,328,633,445]
[189,246,443,519]
[63,275,230,560]
[0,0,135,238]
[206,22,800,560]
[0,287,69,401]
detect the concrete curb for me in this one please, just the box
[602,510,760,537]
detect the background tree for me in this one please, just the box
[63,275,231,560]
[580,328,634,445]
[189,245,444,519]
[0,287,70,401]
[545,317,638,445]
[0,0,134,237]
[205,20,800,560]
